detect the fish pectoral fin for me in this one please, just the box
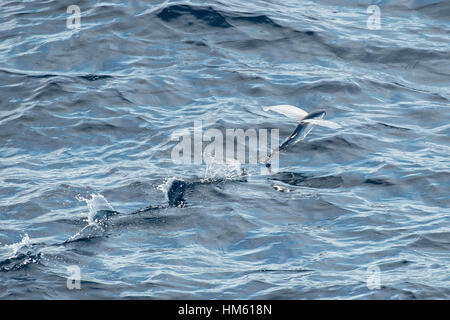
[301,119,341,129]
[262,105,308,121]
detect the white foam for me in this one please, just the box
[5,233,30,255]
[202,156,243,182]
[76,193,115,224]
[157,177,181,202]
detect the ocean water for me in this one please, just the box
[0,0,449,299]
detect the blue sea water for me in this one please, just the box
[0,0,449,299]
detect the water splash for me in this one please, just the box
[5,233,31,256]
[157,177,178,202]
[157,177,187,207]
[76,193,116,224]
[154,158,247,208]
[202,156,244,182]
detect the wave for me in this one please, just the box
[270,172,343,189]
[0,252,42,272]
[0,234,42,273]
[155,4,287,30]
[157,4,232,28]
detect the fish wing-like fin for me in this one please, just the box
[301,119,341,129]
[262,105,308,121]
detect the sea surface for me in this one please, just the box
[0,0,449,299]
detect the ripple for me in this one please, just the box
[0,0,449,299]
